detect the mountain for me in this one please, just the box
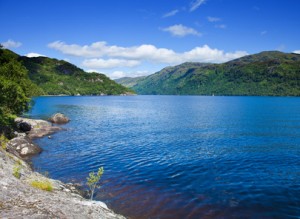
[116,51,300,96]
[0,49,133,96]
[17,56,133,96]
[115,76,146,87]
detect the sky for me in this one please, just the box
[1,0,300,79]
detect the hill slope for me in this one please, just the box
[0,48,45,129]
[118,51,300,96]
[115,76,146,87]
[18,56,133,96]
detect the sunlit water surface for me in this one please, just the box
[29,96,300,219]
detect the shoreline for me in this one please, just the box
[0,117,126,218]
[39,92,137,97]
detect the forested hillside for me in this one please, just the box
[19,56,133,96]
[0,47,133,134]
[0,47,43,131]
[117,51,300,96]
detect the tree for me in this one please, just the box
[0,49,42,133]
[86,167,104,200]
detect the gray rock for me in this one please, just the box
[15,117,51,129]
[13,131,26,138]
[6,136,42,157]
[3,117,126,218]
[28,125,62,139]
[49,113,70,124]
[0,149,126,219]
[15,117,62,139]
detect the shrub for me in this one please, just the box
[87,167,104,200]
[30,179,53,191]
[0,134,8,150]
[13,163,21,179]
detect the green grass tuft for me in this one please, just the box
[13,163,21,179]
[0,134,8,150]
[30,179,53,191]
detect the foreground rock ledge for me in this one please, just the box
[6,136,42,158]
[15,117,63,139]
[0,118,125,219]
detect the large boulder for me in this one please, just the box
[49,113,70,124]
[6,136,42,157]
[15,117,62,139]
[15,117,51,129]
[17,122,32,132]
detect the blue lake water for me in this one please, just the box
[29,96,300,219]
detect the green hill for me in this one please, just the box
[19,56,133,96]
[0,48,133,96]
[0,48,134,132]
[117,51,300,96]
[115,76,146,88]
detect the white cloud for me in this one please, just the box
[1,39,22,48]
[82,58,140,69]
[48,41,178,62]
[190,0,206,12]
[49,41,248,67]
[292,50,300,54]
[25,52,45,57]
[163,9,179,18]
[215,24,227,29]
[161,24,201,37]
[260,30,267,35]
[48,41,106,57]
[86,69,100,73]
[182,45,248,63]
[108,44,178,62]
[207,16,221,22]
[132,70,151,77]
[110,71,127,79]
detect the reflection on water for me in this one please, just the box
[30,96,300,219]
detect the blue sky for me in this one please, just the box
[1,0,300,79]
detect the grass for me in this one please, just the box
[30,179,53,191]
[0,134,8,150]
[13,163,21,179]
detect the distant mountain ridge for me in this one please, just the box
[116,51,300,96]
[0,49,133,96]
[115,76,146,88]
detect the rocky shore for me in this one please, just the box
[0,116,125,219]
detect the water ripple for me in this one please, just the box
[31,96,300,219]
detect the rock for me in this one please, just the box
[0,149,126,219]
[17,122,32,132]
[28,125,62,139]
[13,131,26,138]
[49,113,70,124]
[2,117,126,218]
[15,117,63,139]
[6,136,42,157]
[15,117,51,129]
